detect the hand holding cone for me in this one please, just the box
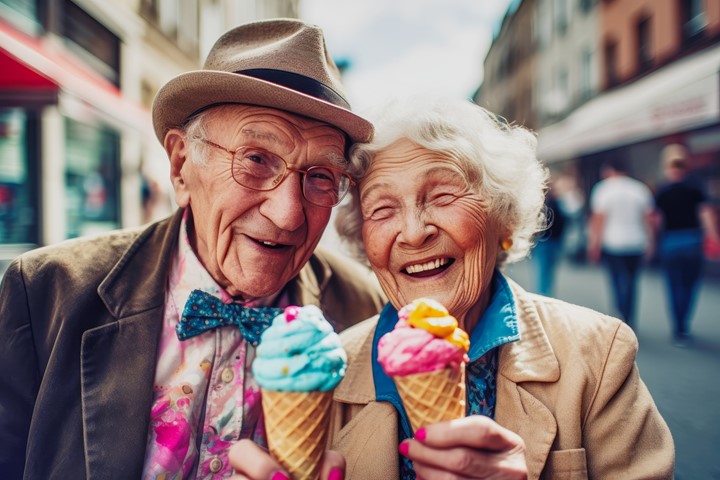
[378,298,469,432]
[252,305,347,480]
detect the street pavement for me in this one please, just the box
[505,258,720,480]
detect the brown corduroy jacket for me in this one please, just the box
[0,209,386,480]
[329,279,674,480]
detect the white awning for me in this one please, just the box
[538,44,720,162]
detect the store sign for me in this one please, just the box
[589,72,719,151]
[538,47,720,162]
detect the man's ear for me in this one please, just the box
[165,129,191,207]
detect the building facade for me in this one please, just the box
[539,0,720,199]
[0,0,298,273]
[534,0,600,127]
[475,0,538,130]
[477,0,720,268]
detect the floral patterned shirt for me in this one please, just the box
[142,213,287,479]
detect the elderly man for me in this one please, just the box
[0,19,385,479]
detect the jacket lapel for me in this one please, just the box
[80,211,182,478]
[334,317,378,405]
[290,251,330,307]
[495,280,560,478]
[332,318,398,476]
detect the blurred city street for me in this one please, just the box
[505,258,720,480]
[2,0,720,477]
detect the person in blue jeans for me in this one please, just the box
[533,187,566,296]
[654,144,720,346]
[588,158,655,329]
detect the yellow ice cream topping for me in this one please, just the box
[444,328,470,352]
[407,299,470,353]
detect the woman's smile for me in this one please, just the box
[402,257,455,277]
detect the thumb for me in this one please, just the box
[320,450,345,480]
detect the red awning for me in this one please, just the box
[0,47,57,89]
[0,19,150,132]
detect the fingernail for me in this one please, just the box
[398,441,409,456]
[415,428,427,443]
[271,472,289,480]
[328,467,343,480]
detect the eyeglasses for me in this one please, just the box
[197,138,355,208]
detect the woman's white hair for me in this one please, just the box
[335,96,549,267]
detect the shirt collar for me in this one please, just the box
[467,271,520,361]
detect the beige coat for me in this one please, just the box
[329,279,674,479]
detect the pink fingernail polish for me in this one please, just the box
[328,467,343,480]
[415,428,427,443]
[398,441,409,456]
[271,472,289,480]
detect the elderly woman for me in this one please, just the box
[327,97,673,480]
[230,98,673,480]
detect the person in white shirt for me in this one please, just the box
[588,158,654,328]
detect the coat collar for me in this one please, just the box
[495,278,559,478]
[288,249,332,307]
[499,278,560,384]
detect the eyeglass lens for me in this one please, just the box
[232,148,350,207]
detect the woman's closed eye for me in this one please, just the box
[365,204,396,221]
[429,192,459,206]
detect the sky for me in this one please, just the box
[299,0,513,113]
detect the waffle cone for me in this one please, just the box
[261,389,332,480]
[394,364,466,433]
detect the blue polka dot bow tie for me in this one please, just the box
[177,289,283,346]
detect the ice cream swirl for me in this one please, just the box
[252,305,347,392]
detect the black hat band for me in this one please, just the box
[237,68,351,110]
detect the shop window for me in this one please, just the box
[0,0,43,34]
[578,0,594,14]
[60,0,120,86]
[554,0,568,36]
[680,0,707,47]
[604,39,619,88]
[64,118,120,239]
[140,0,199,57]
[140,0,158,22]
[636,16,653,73]
[580,48,593,101]
[0,108,39,245]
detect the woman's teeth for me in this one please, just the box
[405,258,449,274]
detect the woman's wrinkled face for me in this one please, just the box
[360,139,500,328]
[167,105,346,300]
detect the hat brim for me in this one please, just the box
[152,70,373,144]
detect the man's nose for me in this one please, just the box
[258,172,306,231]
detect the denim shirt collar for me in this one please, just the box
[371,270,520,438]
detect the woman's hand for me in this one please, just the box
[399,416,527,480]
[228,439,345,480]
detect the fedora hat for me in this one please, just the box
[152,18,373,143]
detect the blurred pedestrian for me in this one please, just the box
[533,183,566,296]
[588,158,654,328]
[653,144,720,346]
